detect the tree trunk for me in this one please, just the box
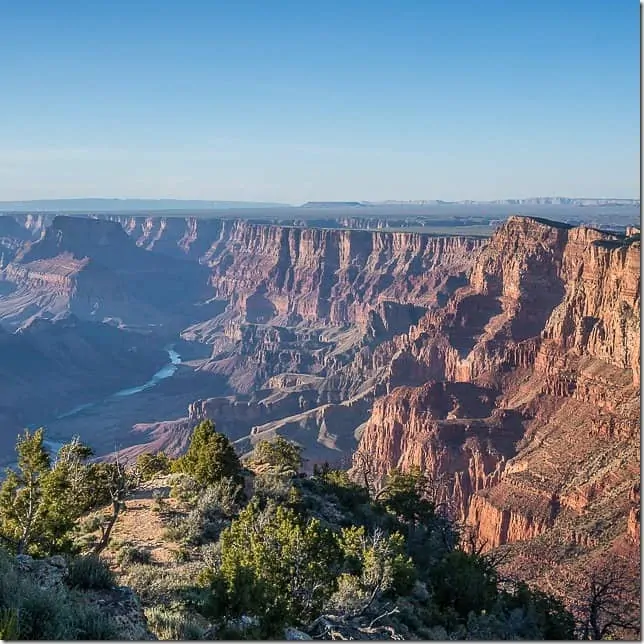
[92,500,121,555]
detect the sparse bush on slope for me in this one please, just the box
[0,428,580,640]
[249,437,303,476]
[66,554,115,590]
[136,451,172,481]
[145,605,206,640]
[193,459,576,639]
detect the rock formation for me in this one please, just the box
[12,554,155,640]
[354,216,639,605]
[200,220,481,327]
[0,216,210,330]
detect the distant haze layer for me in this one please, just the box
[0,198,638,232]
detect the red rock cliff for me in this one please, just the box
[356,217,640,557]
[201,220,483,327]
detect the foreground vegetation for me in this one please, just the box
[0,422,635,639]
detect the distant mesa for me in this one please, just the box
[362,197,641,207]
[300,201,365,208]
[0,197,638,213]
[479,197,640,207]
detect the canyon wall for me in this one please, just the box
[200,220,481,326]
[356,217,640,559]
[0,216,212,329]
[107,215,483,327]
[0,215,484,331]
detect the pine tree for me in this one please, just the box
[0,429,51,554]
[207,499,342,633]
[174,420,242,487]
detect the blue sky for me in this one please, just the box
[0,0,639,203]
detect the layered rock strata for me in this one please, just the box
[356,217,640,558]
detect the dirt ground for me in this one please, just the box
[98,478,184,566]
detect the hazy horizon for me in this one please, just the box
[0,194,639,209]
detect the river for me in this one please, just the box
[39,346,182,454]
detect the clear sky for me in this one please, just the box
[0,0,639,203]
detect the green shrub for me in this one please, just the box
[166,479,240,546]
[250,437,302,475]
[117,545,153,566]
[163,518,186,543]
[171,547,191,563]
[122,561,205,605]
[337,525,416,606]
[136,452,172,481]
[200,478,244,517]
[314,467,370,511]
[199,541,222,570]
[253,472,296,504]
[12,583,73,639]
[151,489,169,512]
[170,473,201,503]
[202,499,342,635]
[0,553,94,639]
[79,514,103,534]
[214,621,264,640]
[0,431,113,558]
[429,549,498,618]
[73,603,121,640]
[145,605,205,640]
[179,509,205,545]
[66,554,115,590]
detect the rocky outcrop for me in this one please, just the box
[189,389,319,434]
[356,217,640,559]
[245,394,372,469]
[116,216,225,260]
[355,381,521,518]
[13,554,155,640]
[14,554,69,590]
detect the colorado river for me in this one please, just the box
[112,348,181,398]
[40,346,182,453]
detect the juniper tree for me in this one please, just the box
[173,420,242,487]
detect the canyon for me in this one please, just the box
[353,216,640,615]
[0,211,639,620]
[0,214,485,464]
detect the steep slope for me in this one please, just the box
[201,221,480,326]
[191,223,482,387]
[354,216,639,600]
[0,216,211,329]
[179,224,484,461]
